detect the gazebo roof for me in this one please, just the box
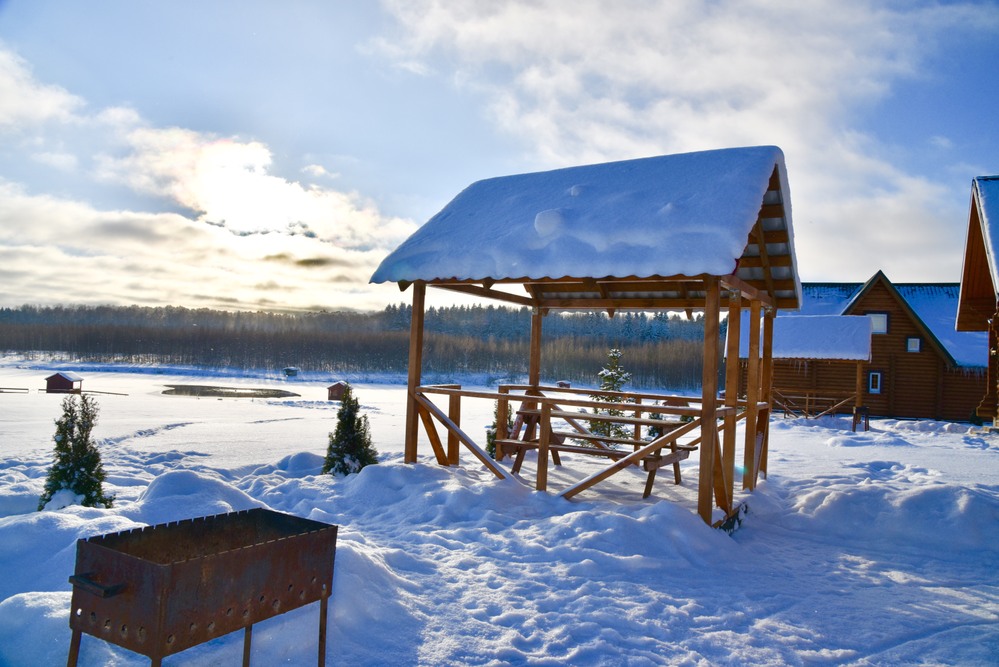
[957,175,999,330]
[372,145,801,311]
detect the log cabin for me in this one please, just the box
[742,271,987,422]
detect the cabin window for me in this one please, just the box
[906,337,921,353]
[868,371,882,394]
[868,312,888,334]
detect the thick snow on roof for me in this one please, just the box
[782,282,987,367]
[371,146,789,284]
[45,371,82,382]
[897,285,987,367]
[975,176,999,289]
[737,315,871,360]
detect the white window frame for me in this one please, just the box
[906,337,921,353]
[868,371,882,394]
[868,312,889,334]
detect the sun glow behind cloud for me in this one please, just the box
[0,46,416,312]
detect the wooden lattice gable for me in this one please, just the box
[957,176,999,331]
[841,270,959,368]
[371,146,801,311]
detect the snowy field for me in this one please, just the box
[1,359,998,666]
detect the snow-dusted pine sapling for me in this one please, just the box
[589,348,633,440]
[323,383,379,475]
[38,394,114,510]
[486,399,513,459]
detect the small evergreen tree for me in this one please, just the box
[486,399,514,459]
[38,394,114,510]
[323,383,378,475]
[589,348,633,440]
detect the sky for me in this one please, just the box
[0,1,998,314]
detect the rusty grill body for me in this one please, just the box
[67,508,337,667]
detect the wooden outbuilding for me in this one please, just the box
[957,175,999,422]
[752,272,987,422]
[370,146,802,525]
[45,371,83,394]
[736,314,872,426]
[327,381,348,401]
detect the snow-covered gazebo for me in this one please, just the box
[371,145,802,525]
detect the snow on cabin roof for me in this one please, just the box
[46,371,83,382]
[371,146,797,296]
[975,176,999,289]
[736,315,872,361]
[785,281,987,367]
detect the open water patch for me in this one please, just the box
[162,384,300,399]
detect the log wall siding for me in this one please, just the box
[738,279,986,422]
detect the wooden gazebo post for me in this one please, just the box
[722,290,742,507]
[529,308,543,387]
[404,281,426,464]
[758,308,775,480]
[743,299,762,489]
[697,278,721,523]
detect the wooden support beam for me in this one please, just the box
[417,404,449,465]
[743,299,762,489]
[433,283,534,307]
[697,277,721,524]
[529,308,543,388]
[404,282,426,464]
[758,309,775,481]
[735,254,793,269]
[559,419,703,499]
[723,290,742,508]
[537,402,553,492]
[448,392,461,465]
[413,393,510,480]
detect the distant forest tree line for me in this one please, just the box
[0,303,719,388]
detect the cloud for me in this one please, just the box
[93,125,417,250]
[0,43,419,312]
[377,0,999,282]
[0,48,84,128]
[0,179,398,311]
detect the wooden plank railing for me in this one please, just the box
[413,384,760,511]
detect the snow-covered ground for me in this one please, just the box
[1,359,998,666]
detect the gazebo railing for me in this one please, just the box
[411,383,768,522]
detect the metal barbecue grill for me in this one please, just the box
[67,508,338,667]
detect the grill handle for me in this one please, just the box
[68,573,125,599]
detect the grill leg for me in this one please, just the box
[318,593,329,667]
[66,629,82,667]
[243,624,253,667]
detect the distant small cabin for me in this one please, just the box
[327,381,348,401]
[46,372,83,394]
[283,367,300,377]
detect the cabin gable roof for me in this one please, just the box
[957,176,999,331]
[840,271,958,367]
[789,273,986,368]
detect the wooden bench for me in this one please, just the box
[494,436,697,498]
